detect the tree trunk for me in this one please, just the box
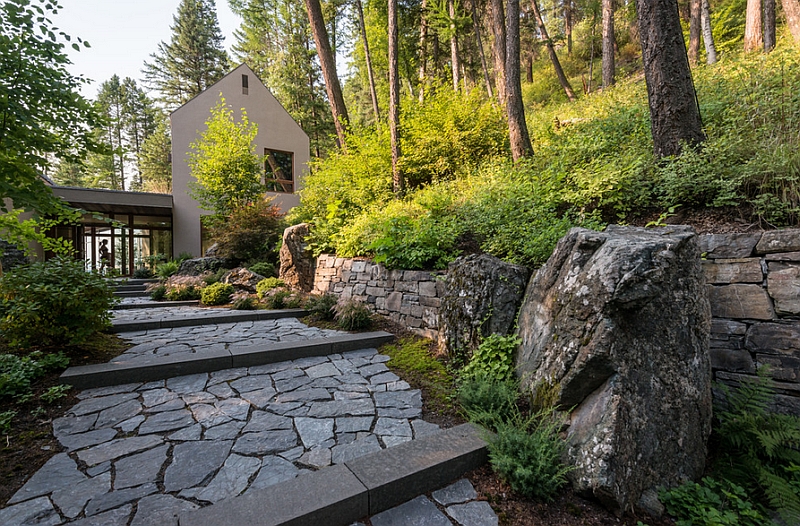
[418,0,429,102]
[472,0,494,98]
[356,0,381,123]
[303,0,349,149]
[531,0,577,101]
[688,0,701,64]
[701,0,717,64]
[635,0,705,157]
[602,0,615,87]
[506,0,534,160]
[763,0,776,51]
[565,0,573,54]
[527,53,533,82]
[490,0,507,106]
[588,6,597,93]
[744,0,763,52]
[783,0,800,44]
[389,0,403,196]
[448,0,462,91]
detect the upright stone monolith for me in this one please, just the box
[516,225,712,516]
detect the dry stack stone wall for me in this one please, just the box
[313,254,445,339]
[701,230,800,414]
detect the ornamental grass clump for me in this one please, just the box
[0,257,116,347]
[333,299,372,330]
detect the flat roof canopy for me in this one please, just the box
[52,187,173,216]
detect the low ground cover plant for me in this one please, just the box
[0,258,116,347]
[0,352,69,399]
[304,294,337,320]
[201,282,234,306]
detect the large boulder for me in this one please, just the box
[279,223,315,292]
[178,257,226,276]
[516,225,712,516]
[221,267,264,293]
[438,254,530,359]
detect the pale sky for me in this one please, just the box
[57,0,241,98]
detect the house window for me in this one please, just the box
[242,74,249,95]
[264,149,293,193]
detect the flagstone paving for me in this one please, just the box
[1,307,497,525]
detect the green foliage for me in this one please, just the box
[458,372,520,430]
[0,410,15,434]
[156,260,180,278]
[712,367,800,522]
[0,352,69,398]
[139,117,173,193]
[188,96,263,221]
[264,289,291,309]
[333,299,372,330]
[206,199,286,265]
[461,334,521,382]
[248,262,276,278]
[660,477,771,526]
[142,0,228,109]
[0,258,115,348]
[488,410,572,501]
[381,336,456,414]
[149,284,167,301]
[232,295,256,310]
[166,286,201,301]
[304,294,337,321]
[368,214,462,270]
[256,278,286,298]
[0,0,100,250]
[40,384,71,404]
[200,282,234,306]
[133,267,154,279]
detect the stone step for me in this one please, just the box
[112,300,201,310]
[113,290,150,298]
[109,308,308,333]
[178,423,488,526]
[60,331,395,390]
[114,284,148,292]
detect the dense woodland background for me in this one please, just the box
[44,0,800,269]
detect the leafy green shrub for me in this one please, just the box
[305,294,338,320]
[256,277,286,298]
[166,286,201,301]
[40,384,71,403]
[488,409,572,501]
[0,352,69,398]
[264,289,291,309]
[458,372,520,430]
[206,199,286,265]
[462,334,521,382]
[176,252,194,262]
[201,282,234,306]
[0,258,116,347]
[132,267,154,279]
[712,367,800,522]
[149,284,167,301]
[660,477,770,526]
[232,295,256,310]
[202,268,227,286]
[0,410,15,434]
[333,299,372,330]
[156,260,180,278]
[248,261,276,278]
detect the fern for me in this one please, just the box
[713,367,800,523]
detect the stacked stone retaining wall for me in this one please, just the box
[312,229,800,414]
[700,230,800,414]
[313,254,445,340]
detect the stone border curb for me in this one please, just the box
[108,309,307,332]
[112,300,201,310]
[59,332,395,389]
[178,423,488,526]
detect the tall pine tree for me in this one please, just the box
[143,0,230,109]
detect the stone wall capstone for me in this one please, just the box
[312,255,444,339]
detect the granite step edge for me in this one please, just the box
[59,332,395,390]
[112,300,201,310]
[178,423,489,526]
[108,308,308,332]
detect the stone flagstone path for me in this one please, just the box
[1,308,497,526]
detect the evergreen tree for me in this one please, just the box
[230,0,334,156]
[121,78,157,189]
[143,0,230,109]
[139,117,173,194]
